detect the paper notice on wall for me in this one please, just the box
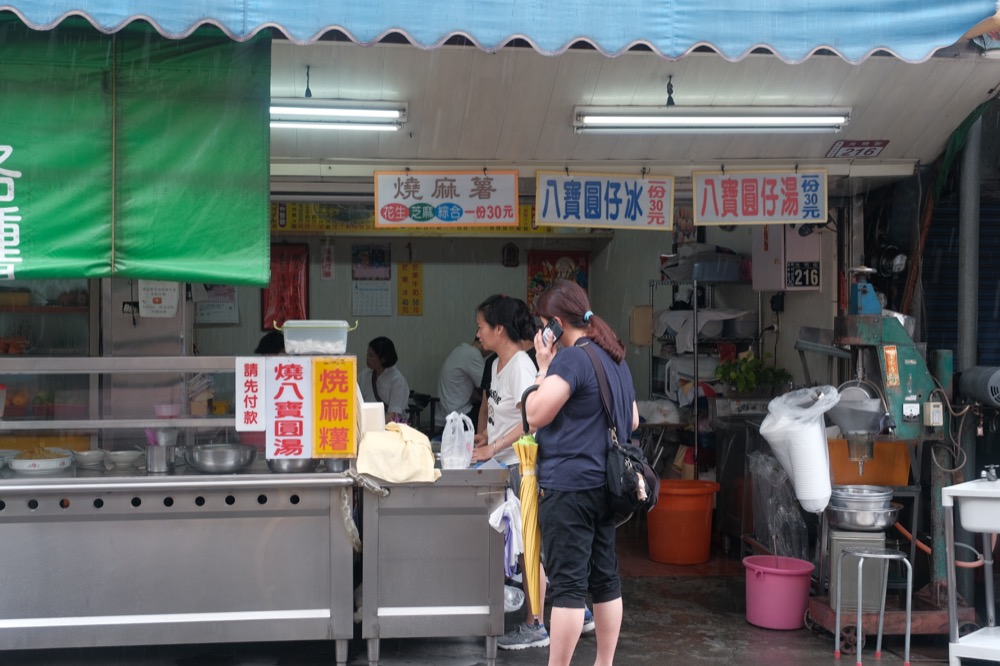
[194,284,239,324]
[138,280,180,318]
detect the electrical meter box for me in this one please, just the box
[752,224,822,292]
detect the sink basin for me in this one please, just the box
[942,478,1000,532]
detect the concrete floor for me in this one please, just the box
[0,529,971,666]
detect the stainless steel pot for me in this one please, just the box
[830,484,893,511]
[185,443,256,474]
[825,502,902,531]
[266,457,319,473]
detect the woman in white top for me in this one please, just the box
[360,336,410,422]
[471,295,538,465]
[470,295,549,651]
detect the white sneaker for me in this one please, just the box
[582,606,596,634]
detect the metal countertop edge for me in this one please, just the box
[0,474,356,494]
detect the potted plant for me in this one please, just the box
[715,352,792,397]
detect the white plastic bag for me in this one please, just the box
[759,386,840,513]
[440,411,475,469]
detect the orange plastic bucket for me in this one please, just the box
[647,479,720,564]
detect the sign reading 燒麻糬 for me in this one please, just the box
[312,356,357,458]
[374,170,518,227]
[535,171,674,230]
[694,170,827,226]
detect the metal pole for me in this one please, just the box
[956,116,981,602]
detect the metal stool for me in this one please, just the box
[834,547,913,666]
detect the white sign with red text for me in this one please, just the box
[264,356,313,459]
[694,169,827,226]
[374,170,518,227]
[235,357,266,432]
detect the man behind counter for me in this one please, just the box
[435,338,488,433]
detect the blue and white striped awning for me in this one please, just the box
[1,0,997,63]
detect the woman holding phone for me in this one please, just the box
[525,278,638,666]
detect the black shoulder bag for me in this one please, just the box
[580,343,660,521]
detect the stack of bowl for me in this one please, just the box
[826,485,901,531]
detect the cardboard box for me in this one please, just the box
[628,305,652,346]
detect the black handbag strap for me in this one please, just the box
[370,371,383,404]
[580,342,620,447]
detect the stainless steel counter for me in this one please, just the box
[0,468,357,664]
[362,468,509,666]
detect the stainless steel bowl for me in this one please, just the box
[184,444,256,474]
[266,457,319,473]
[830,485,893,511]
[825,502,902,531]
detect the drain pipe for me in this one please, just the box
[953,115,981,603]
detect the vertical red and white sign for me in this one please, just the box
[265,356,313,459]
[235,357,266,432]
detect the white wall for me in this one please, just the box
[195,225,838,400]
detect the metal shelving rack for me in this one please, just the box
[648,279,762,478]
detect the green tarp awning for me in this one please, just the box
[0,18,271,285]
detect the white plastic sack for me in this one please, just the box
[440,411,475,469]
[759,386,840,513]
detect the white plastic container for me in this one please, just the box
[281,320,353,355]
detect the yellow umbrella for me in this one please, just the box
[515,386,542,619]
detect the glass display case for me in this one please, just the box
[0,279,97,448]
[0,356,236,456]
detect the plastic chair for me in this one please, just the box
[834,547,913,666]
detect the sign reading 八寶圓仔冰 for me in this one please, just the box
[374,170,518,227]
[534,171,674,230]
[693,169,827,226]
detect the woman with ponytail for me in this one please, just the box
[525,279,639,666]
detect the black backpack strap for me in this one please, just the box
[580,342,619,446]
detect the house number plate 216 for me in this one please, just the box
[786,262,820,288]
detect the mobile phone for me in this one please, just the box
[542,319,564,345]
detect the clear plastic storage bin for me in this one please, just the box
[281,320,353,355]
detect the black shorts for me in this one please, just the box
[538,486,621,608]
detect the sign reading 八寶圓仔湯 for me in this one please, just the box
[694,169,827,226]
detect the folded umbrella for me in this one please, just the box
[514,385,541,619]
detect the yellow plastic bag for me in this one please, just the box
[356,422,441,483]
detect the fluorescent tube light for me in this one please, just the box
[270,99,407,131]
[574,106,850,134]
[270,121,401,132]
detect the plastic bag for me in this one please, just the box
[440,411,475,469]
[357,422,441,483]
[759,386,840,513]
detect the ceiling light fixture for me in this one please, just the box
[270,99,407,132]
[573,106,850,134]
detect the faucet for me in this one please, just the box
[982,465,998,482]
